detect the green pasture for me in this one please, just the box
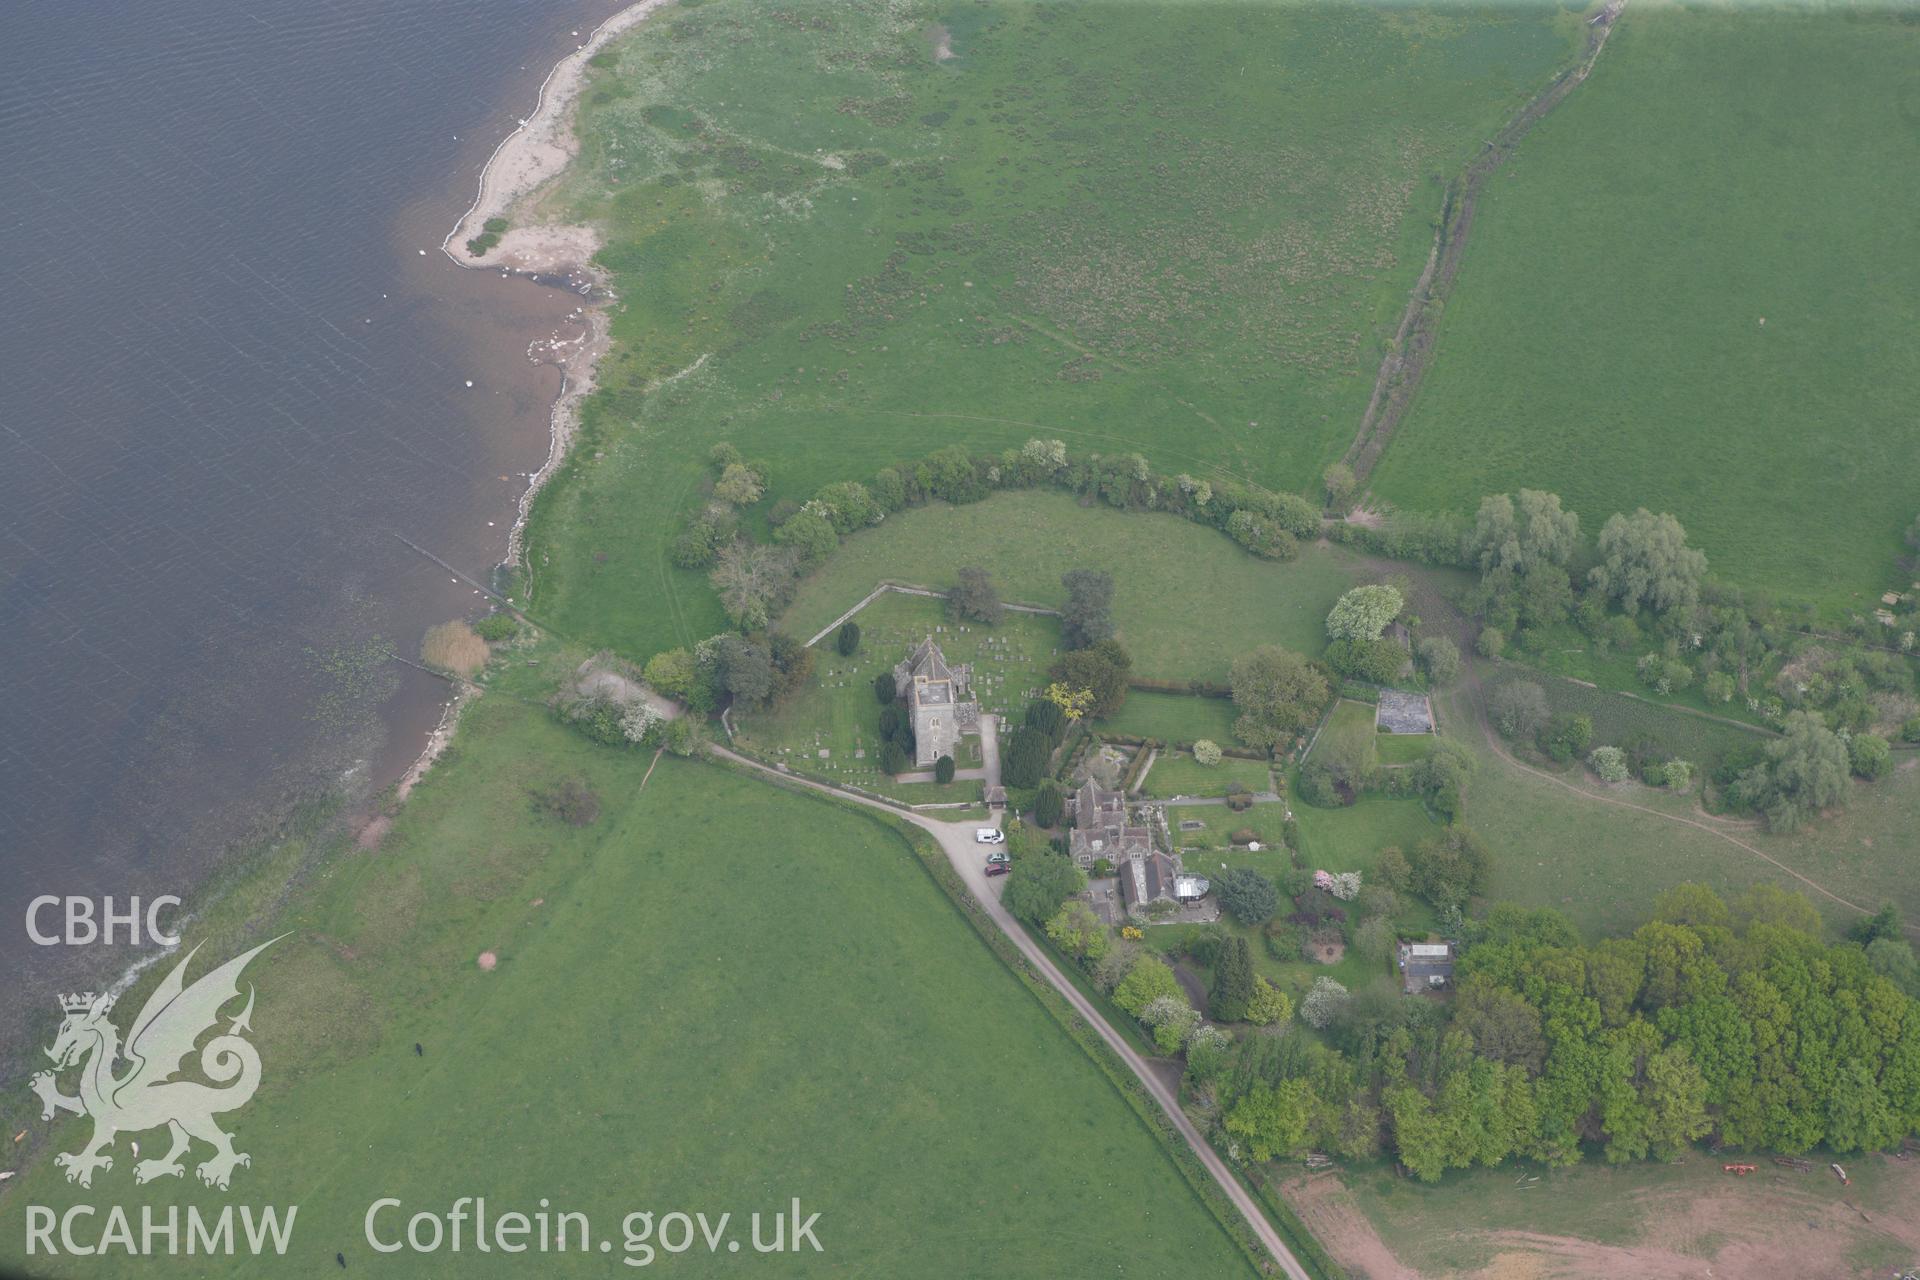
[781,492,1366,683]
[1431,683,1920,939]
[1,693,1257,1278]
[1482,663,1771,776]
[519,0,1585,657]
[1370,6,1920,611]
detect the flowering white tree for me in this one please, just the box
[1325,585,1404,643]
[1299,977,1350,1029]
[1174,474,1213,507]
[1192,739,1223,766]
[1020,437,1068,473]
[1327,871,1362,901]
[1139,995,1202,1053]
[1588,745,1630,783]
[621,701,664,745]
[1186,1023,1231,1061]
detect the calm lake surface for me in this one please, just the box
[1,0,619,1036]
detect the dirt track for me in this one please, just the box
[1288,1154,1920,1279]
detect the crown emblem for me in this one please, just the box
[59,992,101,1014]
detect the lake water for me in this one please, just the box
[1,0,620,1039]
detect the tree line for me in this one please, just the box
[1024,867,1920,1180]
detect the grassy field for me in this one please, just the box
[1482,662,1771,776]
[781,492,1368,683]
[1432,682,1920,939]
[1369,6,1920,612]
[1097,689,1239,745]
[1140,751,1273,800]
[731,590,1056,800]
[1,684,1260,1277]
[517,0,1585,658]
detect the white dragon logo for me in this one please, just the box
[30,936,283,1190]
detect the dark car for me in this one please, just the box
[984,862,1011,877]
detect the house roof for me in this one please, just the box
[1074,778,1126,820]
[1119,850,1178,909]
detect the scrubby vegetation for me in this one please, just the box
[464,214,508,256]
[420,619,489,678]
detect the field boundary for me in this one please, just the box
[1343,0,1628,482]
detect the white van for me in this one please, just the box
[974,828,1005,845]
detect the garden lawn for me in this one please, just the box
[1143,907,1390,1016]
[0,695,1259,1278]
[782,492,1368,684]
[519,1,1585,658]
[1376,731,1437,765]
[1157,798,1437,1007]
[1369,7,1920,612]
[1288,791,1440,879]
[1307,699,1380,773]
[1168,802,1293,858]
[1098,689,1239,746]
[1141,751,1273,800]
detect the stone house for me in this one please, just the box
[893,636,980,769]
[1067,779,1207,918]
[1066,779,1151,870]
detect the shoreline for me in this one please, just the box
[4,0,659,1094]
[440,0,669,577]
[440,0,672,273]
[381,0,667,812]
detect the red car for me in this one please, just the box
[984,862,1011,877]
